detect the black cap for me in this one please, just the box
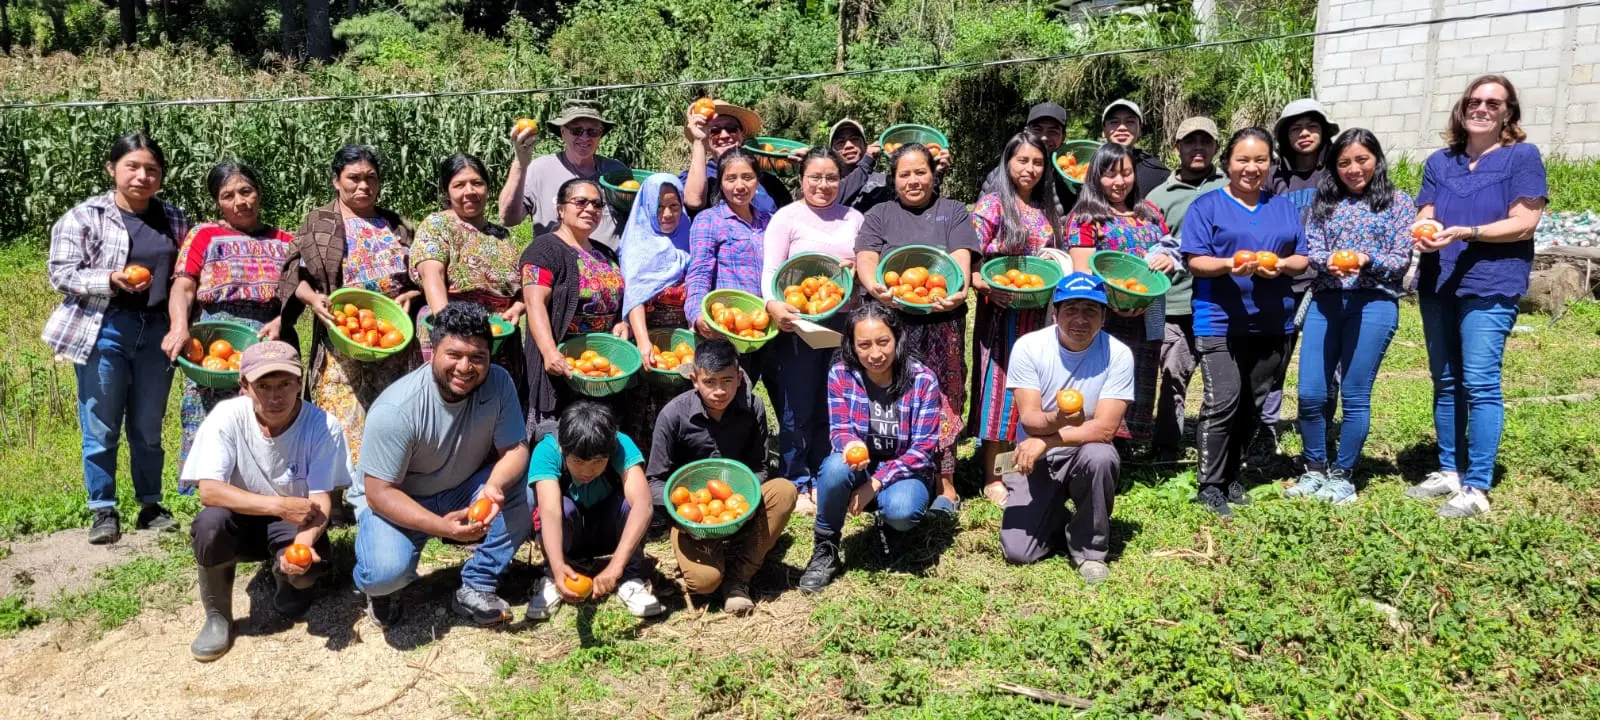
[1026,102,1068,127]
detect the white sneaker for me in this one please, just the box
[1404,470,1460,500]
[617,579,664,618]
[525,575,562,621]
[1438,487,1491,518]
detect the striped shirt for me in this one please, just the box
[826,360,942,487]
[43,192,190,364]
[684,202,771,325]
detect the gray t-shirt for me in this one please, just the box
[179,396,352,497]
[519,152,629,248]
[1005,327,1135,441]
[356,364,526,498]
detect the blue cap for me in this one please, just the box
[1051,272,1108,306]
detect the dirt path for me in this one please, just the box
[0,527,164,602]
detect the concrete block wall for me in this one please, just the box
[1315,0,1600,158]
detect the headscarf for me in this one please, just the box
[620,173,692,316]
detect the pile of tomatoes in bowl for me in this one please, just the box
[670,479,752,525]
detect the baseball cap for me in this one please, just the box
[1101,98,1143,124]
[1174,117,1220,142]
[239,341,303,383]
[1025,102,1068,127]
[1051,272,1108,306]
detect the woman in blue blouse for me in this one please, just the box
[1179,127,1309,517]
[1286,129,1414,505]
[1406,74,1547,518]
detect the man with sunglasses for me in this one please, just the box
[980,101,1078,213]
[681,99,794,217]
[499,98,629,248]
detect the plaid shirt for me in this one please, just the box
[827,361,942,487]
[43,192,189,364]
[684,202,771,325]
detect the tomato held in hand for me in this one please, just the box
[284,543,313,568]
[514,118,537,133]
[467,497,495,523]
[1330,250,1361,272]
[1231,250,1256,268]
[1413,221,1440,241]
[1056,388,1084,414]
[1256,251,1280,271]
[183,338,205,364]
[564,573,594,600]
[123,264,151,286]
[691,98,717,119]
[845,444,869,465]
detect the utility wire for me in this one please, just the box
[1,0,1595,112]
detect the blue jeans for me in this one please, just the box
[351,466,533,596]
[75,308,173,511]
[1298,291,1399,472]
[1418,293,1518,491]
[814,453,931,535]
[762,333,833,491]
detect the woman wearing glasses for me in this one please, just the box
[681,99,793,216]
[499,99,629,247]
[521,178,638,429]
[1404,74,1547,519]
[758,148,865,511]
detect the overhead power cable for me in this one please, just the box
[1,0,1595,112]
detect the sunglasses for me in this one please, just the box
[566,198,604,210]
[707,124,743,136]
[1466,98,1506,111]
[564,126,604,138]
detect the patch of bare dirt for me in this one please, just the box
[0,527,164,602]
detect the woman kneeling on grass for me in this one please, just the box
[45,130,190,545]
[1286,129,1415,505]
[799,303,944,593]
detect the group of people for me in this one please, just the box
[42,72,1546,661]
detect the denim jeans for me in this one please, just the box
[761,332,833,491]
[1298,291,1399,472]
[351,465,533,596]
[533,491,646,580]
[814,452,931,536]
[75,308,173,511]
[1419,292,1518,491]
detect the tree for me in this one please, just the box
[118,0,137,46]
[307,0,332,60]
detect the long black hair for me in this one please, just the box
[436,153,489,209]
[106,130,166,172]
[839,302,912,399]
[995,132,1062,253]
[205,161,262,203]
[1311,128,1396,223]
[1069,142,1162,228]
[331,144,383,180]
[1220,127,1275,168]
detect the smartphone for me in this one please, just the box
[992,451,1019,477]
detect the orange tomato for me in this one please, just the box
[208,339,234,358]
[1025,274,1044,288]
[670,486,692,506]
[706,499,726,516]
[581,349,600,361]
[706,479,733,500]
[183,338,205,364]
[925,143,942,155]
[376,319,395,334]
[693,488,713,505]
[564,573,594,600]
[1128,281,1149,293]
[734,313,753,332]
[284,543,313,568]
[342,303,358,317]
[1256,251,1280,270]
[678,502,703,522]
[926,274,947,290]
[592,356,612,371]
[1413,222,1439,241]
[123,264,151,286]
[1056,388,1084,414]
[751,310,770,330]
[360,315,377,331]
[728,493,748,508]
[514,118,538,133]
[845,444,869,465]
[691,98,717,119]
[901,267,928,288]
[991,274,1011,287]
[719,511,739,523]
[1232,250,1257,267]
[379,330,404,348]
[228,355,242,370]
[884,270,900,286]
[202,355,228,371]
[1331,249,1361,271]
[468,497,495,523]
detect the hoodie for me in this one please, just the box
[831,118,944,212]
[1268,98,1341,218]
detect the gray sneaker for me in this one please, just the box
[1438,487,1491,518]
[1314,468,1357,505]
[1404,470,1460,500]
[450,586,511,626]
[88,508,121,545]
[1285,469,1326,499]
[136,503,178,532]
[1077,560,1110,585]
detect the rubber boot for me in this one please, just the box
[191,564,235,662]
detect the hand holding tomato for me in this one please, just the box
[543,351,573,377]
[467,496,499,527]
[844,442,870,471]
[438,507,489,543]
[278,543,321,576]
[551,563,587,602]
[935,288,968,312]
[510,119,538,164]
[160,326,192,362]
[1228,251,1257,278]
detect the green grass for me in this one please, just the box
[2,242,1599,716]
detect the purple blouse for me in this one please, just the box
[1416,142,1547,298]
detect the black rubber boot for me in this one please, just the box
[191,564,235,662]
[797,532,842,594]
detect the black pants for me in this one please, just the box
[191,506,330,587]
[1195,335,1293,491]
[1154,315,1198,454]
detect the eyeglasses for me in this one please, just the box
[803,174,841,185]
[564,126,604,138]
[566,198,604,210]
[1466,98,1506,111]
[707,125,743,136]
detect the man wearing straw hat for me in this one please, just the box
[680,98,795,216]
[499,97,629,247]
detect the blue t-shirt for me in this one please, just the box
[527,432,644,509]
[1416,142,1547,299]
[1180,189,1309,337]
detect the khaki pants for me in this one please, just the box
[673,478,798,594]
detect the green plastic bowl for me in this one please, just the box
[770,252,854,322]
[876,245,964,315]
[599,169,657,214]
[980,255,1066,310]
[421,311,516,353]
[744,137,808,176]
[557,333,643,397]
[877,124,950,154]
[1090,250,1173,312]
[647,328,697,385]
[664,458,761,539]
[700,289,776,353]
[324,288,414,362]
[1052,140,1102,188]
[175,320,261,390]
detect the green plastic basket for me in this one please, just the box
[647,328,697,385]
[770,252,855,322]
[1090,250,1173,312]
[700,289,777,353]
[175,320,261,390]
[324,288,414,362]
[744,137,808,176]
[421,311,516,354]
[1052,139,1102,188]
[557,333,643,397]
[877,124,950,154]
[980,255,1066,310]
[876,245,964,315]
[664,458,762,539]
[599,169,657,214]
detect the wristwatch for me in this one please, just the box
[1470,225,1480,241]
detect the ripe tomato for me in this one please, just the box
[342,303,359,317]
[592,356,612,371]
[706,479,733,500]
[693,488,713,505]
[208,339,234,358]
[728,493,748,508]
[678,502,703,522]
[706,499,726,516]
[884,270,901,286]
[1413,222,1439,241]
[379,330,404,348]
[719,511,739,523]
[467,497,495,523]
[751,310,770,330]
[202,355,227,370]
[514,118,538,133]
[845,444,869,465]
[1256,251,1280,270]
[670,486,692,506]
[564,573,594,600]
[1232,250,1257,267]
[1331,249,1361,272]
[926,274,947,290]
[691,98,717,119]
[183,338,205,364]
[1056,388,1084,414]
[123,264,151,286]
[991,274,1011,287]
[901,267,929,289]
[284,543,313,568]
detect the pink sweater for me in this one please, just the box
[760,202,864,300]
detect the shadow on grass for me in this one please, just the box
[1393,439,1506,487]
[839,508,958,577]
